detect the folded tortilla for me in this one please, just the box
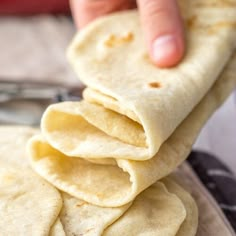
[66,4,236,159]
[0,127,197,235]
[3,2,236,234]
[28,2,236,207]
[28,50,236,207]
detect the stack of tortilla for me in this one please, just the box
[1,0,236,235]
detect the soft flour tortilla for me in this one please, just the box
[28,51,236,207]
[59,192,131,236]
[103,181,187,236]
[0,129,197,235]
[51,179,196,236]
[67,3,236,159]
[163,178,198,236]
[0,127,62,236]
[104,178,197,236]
[50,219,66,236]
[41,101,147,160]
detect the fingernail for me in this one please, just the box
[152,35,179,65]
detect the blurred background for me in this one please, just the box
[0,0,83,124]
[0,0,235,173]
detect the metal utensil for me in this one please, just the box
[0,80,83,125]
[0,80,83,103]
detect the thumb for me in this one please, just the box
[137,0,185,67]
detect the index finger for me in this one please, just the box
[70,0,136,28]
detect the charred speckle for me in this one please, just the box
[148,82,161,88]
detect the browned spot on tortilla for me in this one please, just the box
[122,32,134,42]
[104,32,134,47]
[149,82,161,88]
[187,16,197,28]
[104,34,116,47]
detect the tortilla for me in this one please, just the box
[103,180,187,236]
[59,192,131,236]
[0,127,62,236]
[36,3,236,164]
[163,178,198,236]
[28,50,236,207]
[3,2,236,235]
[50,219,66,236]
[28,2,236,207]
[52,178,196,236]
[67,4,236,159]
[0,127,196,236]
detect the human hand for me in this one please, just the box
[70,0,185,67]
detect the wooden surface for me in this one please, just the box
[175,163,235,236]
[176,163,235,236]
